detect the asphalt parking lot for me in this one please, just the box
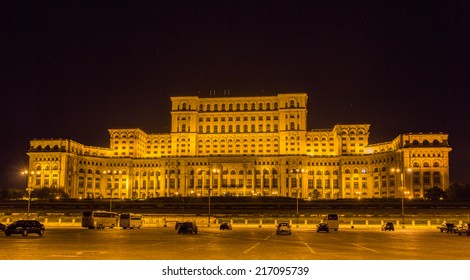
[1,225,469,260]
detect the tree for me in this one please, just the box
[0,188,24,200]
[31,187,69,200]
[424,186,447,201]
[446,182,470,201]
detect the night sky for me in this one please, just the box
[2,0,469,190]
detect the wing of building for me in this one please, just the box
[26,93,451,199]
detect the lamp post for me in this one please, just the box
[391,167,412,228]
[104,170,116,212]
[209,168,220,227]
[21,170,39,217]
[290,168,304,226]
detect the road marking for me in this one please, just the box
[295,232,304,241]
[264,234,272,240]
[352,244,380,253]
[304,243,316,254]
[243,243,260,254]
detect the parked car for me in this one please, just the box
[458,223,469,236]
[4,220,45,236]
[438,222,458,233]
[175,222,183,230]
[316,222,329,233]
[177,222,198,234]
[0,222,6,231]
[276,222,292,235]
[382,222,395,231]
[219,222,232,230]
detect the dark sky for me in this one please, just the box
[2,0,469,190]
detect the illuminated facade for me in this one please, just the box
[26,93,451,200]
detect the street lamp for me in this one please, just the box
[21,170,39,217]
[104,170,116,212]
[290,168,304,226]
[355,191,361,200]
[209,168,220,227]
[391,167,412,228]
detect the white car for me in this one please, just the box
[276,222,292,235]
[458,223,469,236]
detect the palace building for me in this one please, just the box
[26,93,451,200]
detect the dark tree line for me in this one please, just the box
[445,182,470,201]
[0,187,69,200]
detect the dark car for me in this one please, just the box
[219,222,232,230]
[382,222,395,231]
[175,222,183,230]
[178,222,198,234]
[4,220,45,236]
[316,222,329,233]
[0,222,6,231]
[438,222,458,233]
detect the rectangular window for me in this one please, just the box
[423,172,431,184]
[433,172,440,184]
[413,172,420,185]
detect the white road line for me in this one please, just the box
[264,234,273,240]
[304,243,316,254]
[352,243,380,253]
[243,243,260,254]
